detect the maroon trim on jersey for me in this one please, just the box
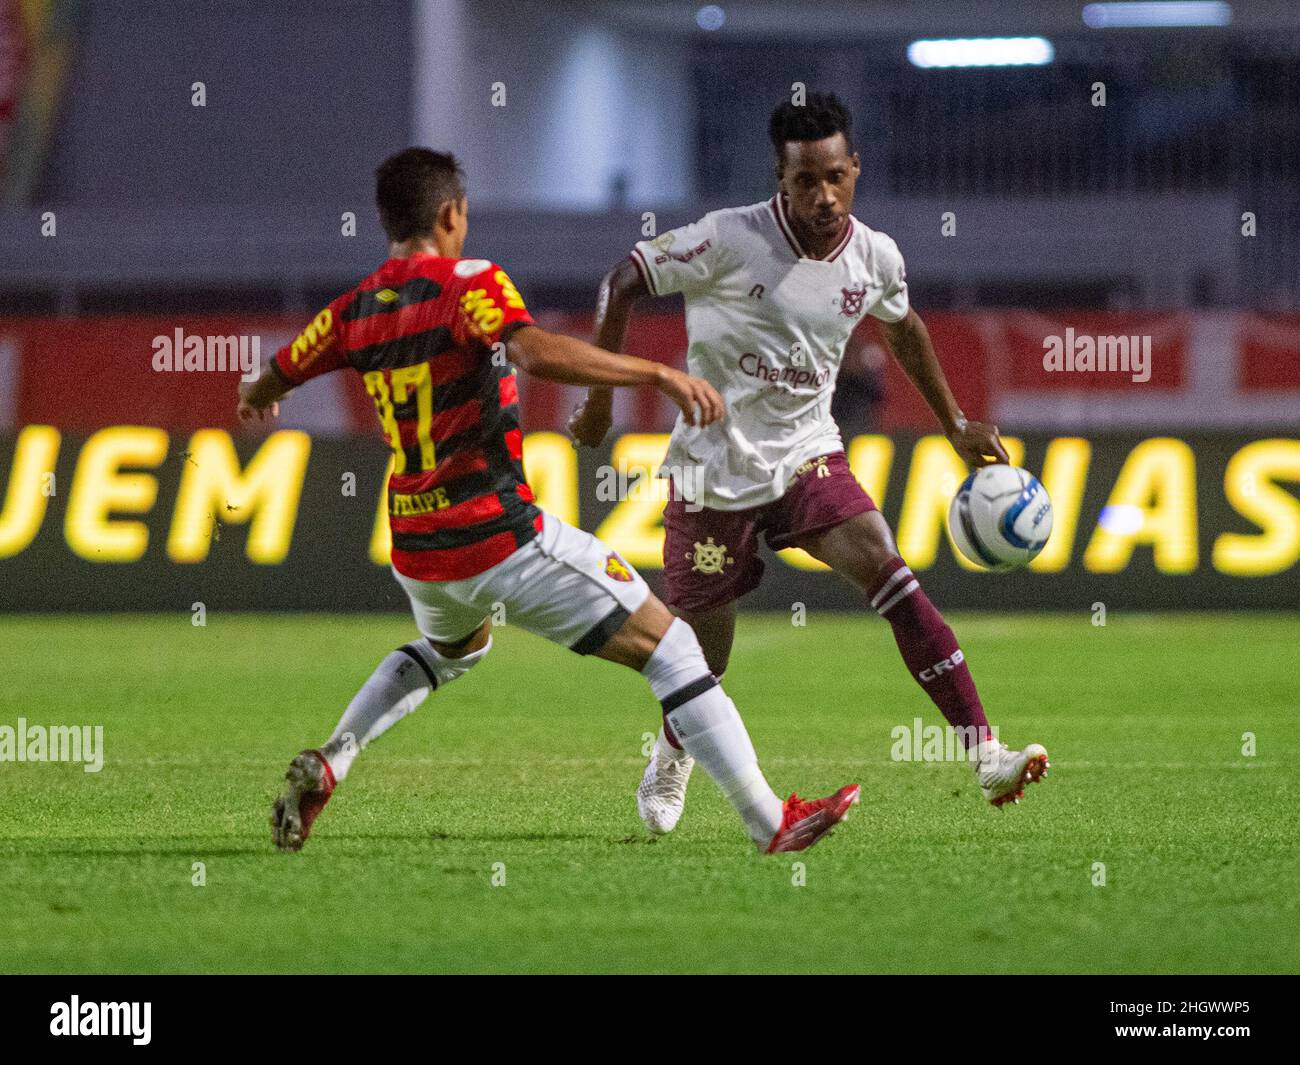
[629,247,657,296]
[826,217,855,262]
[771,194,853,262]
[770,196,804,259]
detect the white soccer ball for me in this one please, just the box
[947,464,1053,571]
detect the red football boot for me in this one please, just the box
[271,749,336,851]
[765,784,861,853]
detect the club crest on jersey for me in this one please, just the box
[604,552,634,583]
[688,537,734,576]
[839,285,868,317]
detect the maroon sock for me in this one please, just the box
[866,556,991,746]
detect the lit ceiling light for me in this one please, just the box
[907,37,1055,69]
[1082,2,1233,28]
[696,5,726,31]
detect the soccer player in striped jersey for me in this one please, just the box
[238,148,859,853]
[569,93,1048,832]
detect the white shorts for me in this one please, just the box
[393,512,651,654]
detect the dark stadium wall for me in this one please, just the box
[40,0,413,207]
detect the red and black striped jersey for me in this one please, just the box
[272,254,541,581]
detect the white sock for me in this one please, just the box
[655,725,690,762]
[322,638,491,781]
[656,668,722,763]
[642,621,782,844]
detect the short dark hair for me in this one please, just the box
[768,92,854,158]
[374,148,465,242]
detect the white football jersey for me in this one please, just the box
[632,195,909,511]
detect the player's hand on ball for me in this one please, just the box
[567,396,614,448]
[948,418,1009,468]
[658,367,724,427]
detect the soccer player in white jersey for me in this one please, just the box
[240,147,859,854]
[569,93,1048,833]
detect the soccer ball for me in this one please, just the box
[948,465,1053,571]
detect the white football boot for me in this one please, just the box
[636,729,695,834]
[974,738,1049,807]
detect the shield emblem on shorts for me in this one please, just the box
[604,552,634,582]
[688,537,734,576]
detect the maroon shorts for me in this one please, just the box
[662,451,876,613]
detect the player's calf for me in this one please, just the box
[320,632,491,781]
[634,605,733,834]
[628,610,858,852]
[863,555,994,743]
[800,515,993,748]
[270,631,491,850]
[621,613,782,846]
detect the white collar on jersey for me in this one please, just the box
[770,194,855,263]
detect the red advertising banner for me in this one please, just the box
[0,311,1296,436]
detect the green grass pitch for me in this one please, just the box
[0,611,1296,974]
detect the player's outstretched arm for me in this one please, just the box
[569,257,652,446]
[880,308,1008,468]
[236,367,291,422]
[507,323,721,427]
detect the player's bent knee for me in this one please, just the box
[853,512,898,565]
[831,514,902,587]
[639,616,715,705]
[429,619,492,659]
[594,595,675,671]
[407,624,493,689]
